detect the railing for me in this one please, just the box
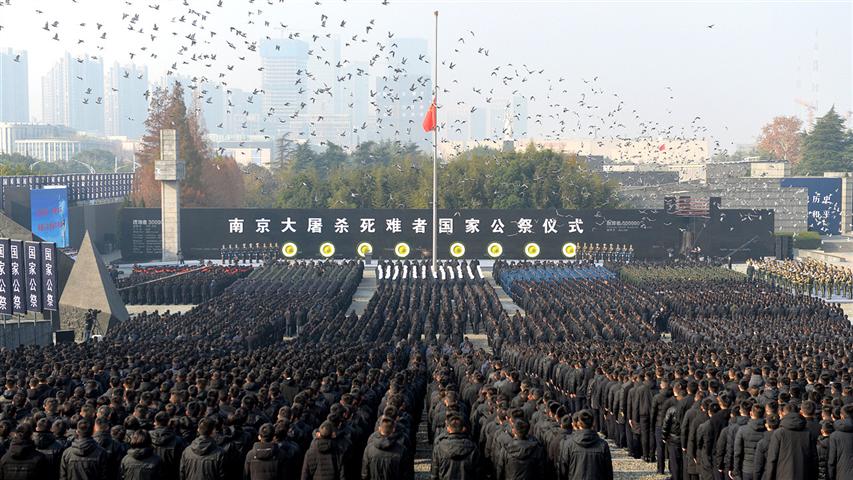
[0,173,134,209]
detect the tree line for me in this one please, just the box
[756,107,853,174]
[244,141,623,210]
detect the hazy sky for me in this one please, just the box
[0,0,850,151]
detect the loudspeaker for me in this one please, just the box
[53,330,76,344]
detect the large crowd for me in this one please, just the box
[494,260,660,342]
[749,258,853,299]
[0,258,849,480]
[116,265,253,305]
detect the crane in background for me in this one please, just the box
[795,98,817,127]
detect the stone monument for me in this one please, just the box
[58,231,128,341]
[155,129,185,261]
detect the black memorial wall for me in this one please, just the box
[120,207,774,261]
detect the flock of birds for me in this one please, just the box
[0,0,731,163]
[2,0,826,231]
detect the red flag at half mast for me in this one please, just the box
[422,97,437,132]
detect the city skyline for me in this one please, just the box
[0,40,538,149]
[0,0,848,154]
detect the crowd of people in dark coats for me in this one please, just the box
[474,262,852,480]
[358,260,499,347]
[116,265,253,305]
[0,259,440,480]
[0,257,851,480]
[494,260,661,343]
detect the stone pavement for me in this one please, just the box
[608,440,668,480]
[350,266,377,316]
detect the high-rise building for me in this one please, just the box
[343,62,370,120]
[199,84,225,131]
[260,38,309,136]
[225,88,264,135]
[42,53,104,133]
[307,35,344,116]
[104,63,148,138]
[0,49,29,123]
[375,38,432,148]
[469,106,486,140]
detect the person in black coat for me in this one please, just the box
[828,404,853,480]
[817,421,832,480]
[60,419,109,480]
[33,418,63,478]
[652,378,675,475]
[360,416,405,480]
[150,412,185,480]
[695,403,717,480]
[94,418,123,480]
[662,380,692,480]
[559,409,613,480]
[301,421,345,480]
[629,372,655,463]
[431,415,478,480]
[752,414,777,480]
[120,430,162,480]
[244,423,287,480]
[499,418,544,480]
[702,393,731,479]
[763,403,818,480]
[733,404,766,480]
[179,418,226,480]
[0,424,49,480]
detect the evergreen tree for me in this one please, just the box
[796,107,853,175]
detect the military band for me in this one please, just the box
[220,242,280,264]
[578,242,634,263]
[749,257,853,299]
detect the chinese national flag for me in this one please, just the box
[422,97,437,132]
[658,143,666,151]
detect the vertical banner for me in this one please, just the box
[40,242,57,311]
[8,241,25,314]
[0,239,10,316]
[24,241,42,313]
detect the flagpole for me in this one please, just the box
[431,10,439,272]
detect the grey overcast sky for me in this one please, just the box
[0,0,850,151]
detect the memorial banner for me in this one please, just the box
[41,242,57,311]
[23,241,42,312]
[8,241,25,314]
[0,239,10,315]
[121,207,775,261]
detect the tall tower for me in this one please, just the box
[42,54,104,133]
[104,62,148,138]
[155,130,184,262]
[260,38,309,137]
[0,49,29,122]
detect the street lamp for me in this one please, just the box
[29,160,46,171]
[71,159,96,174]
